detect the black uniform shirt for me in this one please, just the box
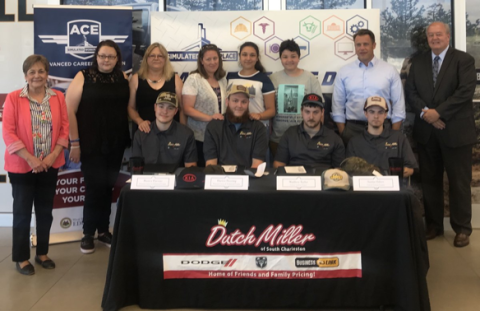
[346,127,418,174]
[132,121,197,166]
[275,123,345,172]
[203,118,267,167]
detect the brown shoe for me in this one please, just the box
[454,233,470,247]
[426,227,442,240]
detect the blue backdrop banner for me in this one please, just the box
[34,5,132,87]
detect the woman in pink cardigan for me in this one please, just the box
[2,55,69,275]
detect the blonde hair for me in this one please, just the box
[138,43,174,81]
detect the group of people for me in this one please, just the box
[2,20,476,275]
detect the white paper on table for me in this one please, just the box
[130,175,176,190]
[255,162,266,177]
[205,175,249,190]
[352,176,399,191]
[276,176,322,191]
[284,166,307,174]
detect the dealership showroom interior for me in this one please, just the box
[0,0,480,310]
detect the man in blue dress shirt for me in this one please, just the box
[332,29,405,145]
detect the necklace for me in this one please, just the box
[147,76,164,84]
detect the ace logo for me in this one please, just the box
[65,20,101,59]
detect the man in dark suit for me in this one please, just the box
[405,22,477,247]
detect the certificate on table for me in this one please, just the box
[205,175,249,190]
[277,176,322,191]
[352,176,400,191]
[131,175,176,190]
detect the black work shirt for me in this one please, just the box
[132,121,197,166]
[346,127,418,174]
[203,118,267,167]
[275,123,345,172]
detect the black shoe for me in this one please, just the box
[98,232,113,248]
[81,235,95,254]
[454,233,470,247]
[16,261,35,275]
[35,255,56,269]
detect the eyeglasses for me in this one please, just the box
[97,54,117,60]
[148,54,165,59]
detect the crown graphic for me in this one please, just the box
[218,219,228,227]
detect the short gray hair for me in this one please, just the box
[427,22,450,35]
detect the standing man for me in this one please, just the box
[203,85,267,168]
[405,22,477,247]
[332,29,405,145]
[132,92,197,168]
[274,93,345,173]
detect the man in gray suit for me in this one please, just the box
[405,21,477,247]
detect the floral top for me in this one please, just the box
[20,84,56,160]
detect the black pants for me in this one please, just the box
[196,140,205,167]
[418,132,473,235]
[81,149,124,236]
[9,169,59,262]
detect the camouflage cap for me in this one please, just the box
[156,92,178,108]
[340,157,381,176]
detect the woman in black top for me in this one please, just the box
[66,40,130,254]
[128,43,185,136]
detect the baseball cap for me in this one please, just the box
[176,167,205,189]
[227,84,250,98]
[364,96,388,111]
[302,93,324,108]
[322,168,351,191]
[340,157,381,176]
[156,92,178,108]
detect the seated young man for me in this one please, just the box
[273,93,345,173]
[203,85,267,168]
[132,92,197,167]
[346,96,417,176]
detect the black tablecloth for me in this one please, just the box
[102,174,430,311]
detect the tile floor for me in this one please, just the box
[0,227,479,311]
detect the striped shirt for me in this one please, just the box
[20,85,56,160]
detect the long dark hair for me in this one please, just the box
[191,44,226,80]
[90,40,123,73]
[239,42,265,73]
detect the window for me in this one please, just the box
[166,0,262,11]
[466,0,480,101]
[286,0,364,10]
[372,0,452,70]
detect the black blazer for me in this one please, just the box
[405,47,477,148]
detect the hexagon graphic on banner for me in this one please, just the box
[253,16,275,41]
[334,36,356,61]
[346,15,368,38]
[264,36,283,60]
[323,15,345,40]
[230,17,252,40]
[299,15,321,40]
[293,36,310,60]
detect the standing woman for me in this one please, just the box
[128,43,185,136]
[66,40,130,254]
[269,39,324,157]
[227,42,275,126]
[182,44,227,167]
[2,55,69,275]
